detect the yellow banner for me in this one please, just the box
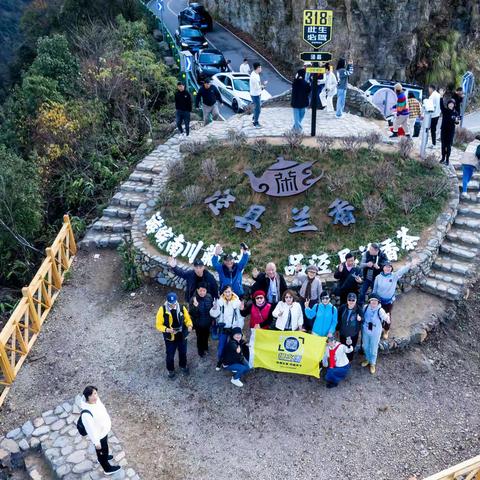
[250,330,326,378]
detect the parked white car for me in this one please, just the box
[211,72,272,112]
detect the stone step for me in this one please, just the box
[432,255,473,276]
[458,179,479,191]
[426,269,466,287]
[92,216,132,233]
[103,206,136,220]
[446,228,480,247]
[79,232,124,249]
[119,181,149,193]
[136,161,160,172]
[456,169,480,181]
[129,171,156,184]
[440,240,479,261]
[460,192,480,204]
[111,192,148,208]
[454,214,480,231]
[419,278,462,301]
[458,204,480,218]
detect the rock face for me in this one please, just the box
[203,0,479,83]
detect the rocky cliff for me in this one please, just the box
[203,0,479,85]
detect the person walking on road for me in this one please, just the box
[427,85,442,148]
[80,386,121,476]
[195,78,222,126]
[291,71,311,133]
[320,63,338,113]
[175,82,192,137]
[156,292,193,379]
[250,62,267,128]
[239,58,251,74]
[439,94,460,165]
[461,140,480,198]
[390,83,410,137]
[335,58,353,118]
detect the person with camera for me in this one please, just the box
[240,290,274,330]
[361,294,389,374]
[212,243,250,299]
[221,327,252,387]
[272,289,304,331]
[336,292,363,361]
[333,253,363,305]
[156,292,193,379]
[251,262,287,307]
[209,285,244,371]
[189,283,215,358]
[359,243,388,306]
[322,334,353,388]
[305,291,337,336]
[439,92,460,165]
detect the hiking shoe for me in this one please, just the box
[361,360,369,367]
[181,367,190,376]
[326,382,337,389]
[104,465,121,476]
[167,371,176,379]
[370,365,376,374]
[231,377,243,387]
[215,361,222,372]
[107,455,113,461]
[389,132,398,138]
[382,330,389,340]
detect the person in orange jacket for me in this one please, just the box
[156,292,193,379]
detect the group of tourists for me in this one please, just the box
[154,242,416,388]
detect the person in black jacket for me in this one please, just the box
[359,243,387,306]
[222,327,251,387]
[250,262,287,306]
[168,257,218,302]
[452,87,464,116]
[175,82,192,137]
[291,71,311,133]
[336,293,363,361]
[189,283,214,357]
[440,94,460,165]
[195,78,222,125]
[333,253,363,304]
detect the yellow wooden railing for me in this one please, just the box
[423,455,480,480]
[0,215,76,407]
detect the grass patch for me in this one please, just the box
[154,143,448,271]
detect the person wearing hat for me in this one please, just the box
[294,264,323,330]
[209,285,244,370]
[189,282,215,357]
[322,334,353,388]
[221,327,251,387]
[272,289,304,331]
[212,243,250,299]
[359,243,388,307]
[361,294,389,374]
[156,292,193,379]
[439,92,460,165]
[336,292,363,360]
[372,262,410,339]
[305,291,337,336]
[251,262,287,307]
[334,252,363,305]
[390,83,410,138]
[195,77,222,126]
[240,290,274,329]
[168,256,218,302]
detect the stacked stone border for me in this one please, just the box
[130,134,460,352]
[0,395,139,479]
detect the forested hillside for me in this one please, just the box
[0,0,176,296]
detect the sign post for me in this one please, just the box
[461,71,475,127]
[302,9,333,137]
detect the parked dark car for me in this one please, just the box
[178,3,213,32]
[194,48,229,81]
[174,25,208,53]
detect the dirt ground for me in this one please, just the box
[0,250,479,480]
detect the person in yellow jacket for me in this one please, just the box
[156,292,193,379]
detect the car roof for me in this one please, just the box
[216,73,249,79]
[368,79,422,89]
[198,48,223,55]
[179,25,202,31]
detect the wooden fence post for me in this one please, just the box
[46,247,62,289]
[63,214,77,255]
[22,287,41,333]
[0,345,15,384]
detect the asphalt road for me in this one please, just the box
[464,111,480,133]
[161,0,291,119]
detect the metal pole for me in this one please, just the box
[460,92,468,127]
[311,71,318,137]
[420,111,432,159]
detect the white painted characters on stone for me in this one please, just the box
[200,244,216,266]
[380,238,400,261]
[146,212,165,235]
[166,234,186,257]
[396,226,420,251]
[310,253,332,274]
[183,240,205,263]
[155,225,174,247]
[337,248,351,263]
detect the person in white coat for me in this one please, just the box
[272,290,304,331]
[319,64,338,113]
[80,386,121,476]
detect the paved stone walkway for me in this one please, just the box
[0,395,138,479]
[79,108,382,249]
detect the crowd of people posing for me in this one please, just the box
[155,242,415,388]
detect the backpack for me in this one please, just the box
[76,410,93,436]
[475,144,480,160]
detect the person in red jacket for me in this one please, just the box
[390,83,410,138]
[240,290,273,329]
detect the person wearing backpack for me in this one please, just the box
[461,140,480,198]
[361,295,389,374]
[336,292,363,360]
[79,386,121,476]
[305,291,338,336]
[156,292,193,379]
[322,334,353,388]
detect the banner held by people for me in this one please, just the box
[249,329,326,378]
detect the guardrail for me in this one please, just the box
[0,215,76,407]
[423,455,480,480]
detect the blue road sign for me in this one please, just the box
[146,0,163,17]
[185,55,193,72]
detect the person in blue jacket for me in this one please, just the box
[305,291,338,336]
[212,243,250,299]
